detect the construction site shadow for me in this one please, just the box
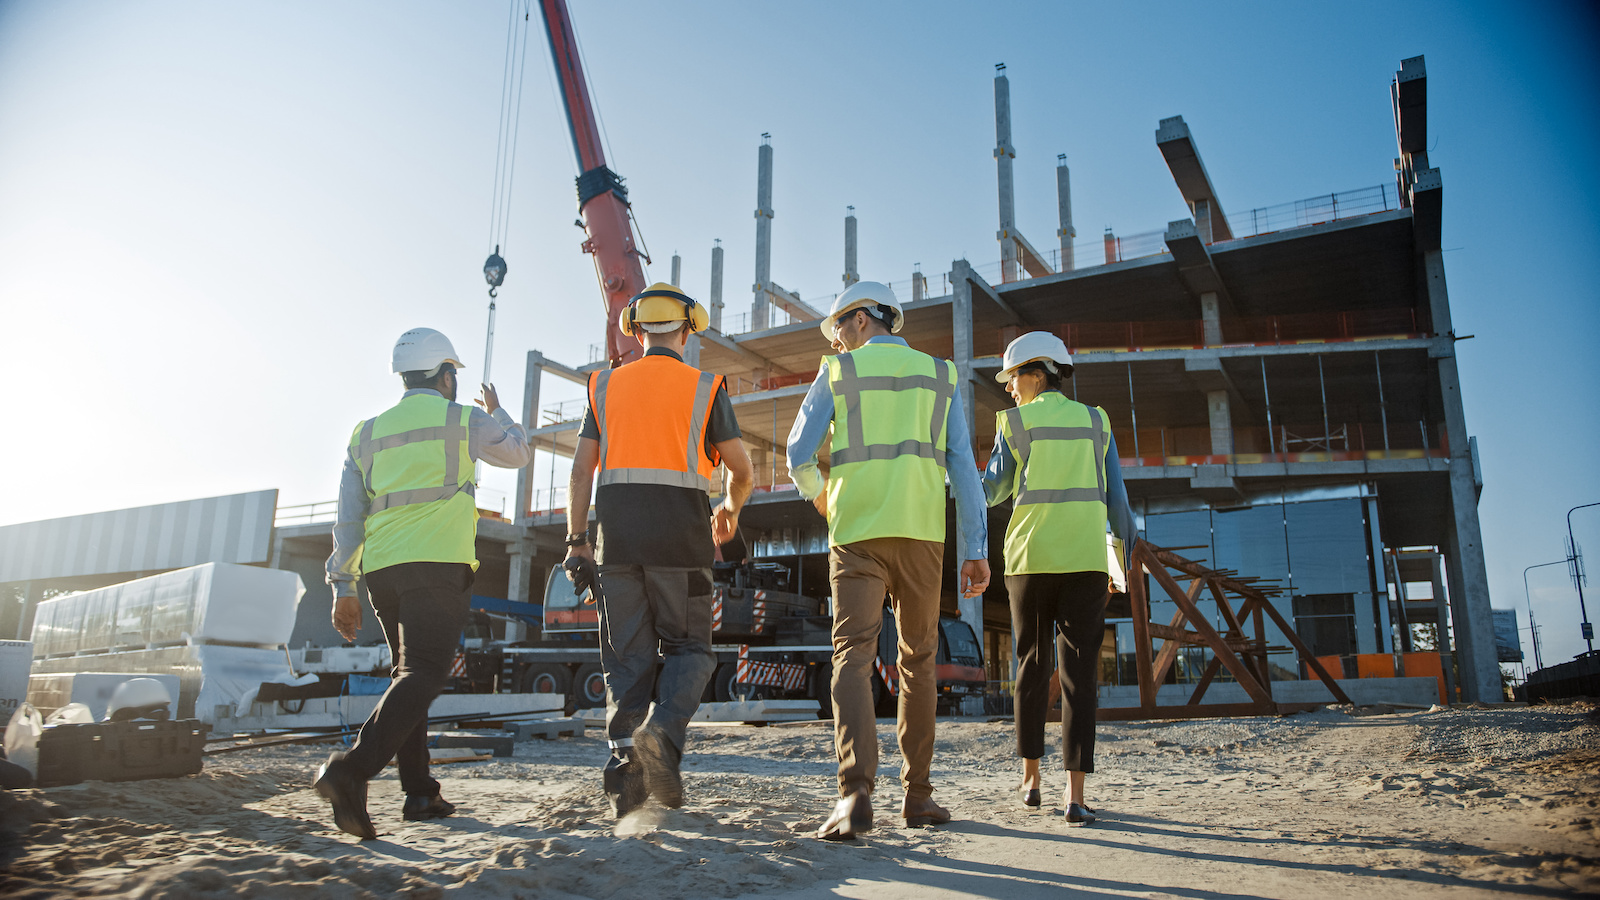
[937,818,1577,898]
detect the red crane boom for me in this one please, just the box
[538,0,646,366]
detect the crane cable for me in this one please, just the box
[483,0,532,299]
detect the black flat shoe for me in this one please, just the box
[1019,787,1041,808]
[402,793,456,821]
[313,756,376,840]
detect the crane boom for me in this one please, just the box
[538,0,645,366]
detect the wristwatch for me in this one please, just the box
[565,530,590,547]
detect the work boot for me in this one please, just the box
[602,750,648,818]
[402,792,456,821]
[900,795,951,828]
[631,723,683,809]
[313,755,376,840]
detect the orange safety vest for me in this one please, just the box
[587,355,725,492]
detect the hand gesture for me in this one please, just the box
[476,383,501,414]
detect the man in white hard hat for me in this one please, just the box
[316,327,533,840]
[785,281,990,840]
[566,284,754,817]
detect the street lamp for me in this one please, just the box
[1523,560,1565,670]
[1567,501,1600,654]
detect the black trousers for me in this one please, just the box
[1007,571,1108,773]
[336,561,473,796]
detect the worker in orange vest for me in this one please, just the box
[565,283,755,817]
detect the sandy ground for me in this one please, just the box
[1,703,1597,899]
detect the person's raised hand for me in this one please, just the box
[476,383,501,414]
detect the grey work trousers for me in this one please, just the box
[596,565,717,762]
[337,561,473,796]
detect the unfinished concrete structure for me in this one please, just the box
[0,57,1496,707]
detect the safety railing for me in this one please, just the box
[1225,184,1396,240]
[275,500,338,527]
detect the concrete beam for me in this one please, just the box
[950,260,979,442]
[1155,116,1234,242]
[536,356,590,387]
[762,281,824,321]
[698,327,795,376]
[1164,219,1238,326]
[1012,229,1055,279]
[1393,56,1428,157]
[1411,168,1442,253]
[515,350,544,523]
[959,260,1033,328]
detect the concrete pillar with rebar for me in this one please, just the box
[994,64,1018,283]
[1057,154,1076,272]
[843,207,859,288]
[752,135,774,331]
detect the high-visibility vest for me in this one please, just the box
[350,392,478,574]
[996,392,1110,575]
[823,341,956,547]
[588,355,724,492]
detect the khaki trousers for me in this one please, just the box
[828,537,944,801]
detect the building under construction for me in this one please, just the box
[0,55,1501,706]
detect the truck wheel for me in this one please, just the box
[518,664,572,697]
[713,662,765,702]
[811,661,835,720]
[572,663,607,709]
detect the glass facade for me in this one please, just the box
[1109,495,1389,685]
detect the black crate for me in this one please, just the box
[36,719,208,787]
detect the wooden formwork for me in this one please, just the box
[1096,541,1352,721]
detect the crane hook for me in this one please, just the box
[483,245,507,299]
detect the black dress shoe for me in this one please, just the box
[313,756,376,840]
[817,791,872,841]
[1066,802,1096,826]
[1019,786,1041,809]
[402,793,456,821]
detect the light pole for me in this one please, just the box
[1523,561,1565,670]
[1567,501,1600,654]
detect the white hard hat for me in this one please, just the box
[107,677,173,721]
[821,281,904,340]
[392,327,465,375]
[996,331,1074,383]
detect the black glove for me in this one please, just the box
[564,556,597,596]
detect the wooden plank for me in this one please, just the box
[1187,657,1222,705]
[1128,545,1158,709]
[1145,558,1275,705]
[1241,590,1353,705]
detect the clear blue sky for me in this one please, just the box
[1,1,1596,663]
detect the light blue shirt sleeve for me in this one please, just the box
[326,442,368,597]
[982,428,1016,507]
[785,365,833,501]
[943,390,989,561]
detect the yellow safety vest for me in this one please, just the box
[996,392,1109,575]
[823,342,955,547]
[350,392,478,574]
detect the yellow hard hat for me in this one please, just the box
[619,282,710,337]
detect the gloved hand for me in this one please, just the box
[564,555,598,597]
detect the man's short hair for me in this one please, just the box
[401,362,455,390]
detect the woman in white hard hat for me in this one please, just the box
[983,331,1137,824]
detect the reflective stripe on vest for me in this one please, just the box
[997,394,1110,575]
[351,394,478,573]
[589,357,722,493]
[823,342,955,547]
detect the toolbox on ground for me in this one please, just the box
[35,719,209,787]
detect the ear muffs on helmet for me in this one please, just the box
[621,283,710,337]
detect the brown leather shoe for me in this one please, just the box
[816,790,873,841]
[900,795,951,827]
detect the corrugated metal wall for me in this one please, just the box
[0,490,277,583]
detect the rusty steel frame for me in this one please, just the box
[1097,541,1351,721]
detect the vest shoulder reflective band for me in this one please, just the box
[997,393,1110,575]
[589,355,724,493]
[823,342,955,547]
[351,393,478,573]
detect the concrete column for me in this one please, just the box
[959,592,983,688]
[911,265,925,304]
[1103,227,1117,265]
[949,260,977,442]
[843,207,859,288]
[993,65,1018,283]
[1200,292,1222,345]
[1430,554,1458,703]
[1192,198,1213,244]
[1207,391,1233,457]
[506,537,536,607]
[750,448,768,489]
[514,350,544,523]
[1056,154,1076,272]
[709,240,724,331]
[1422,249,1498,702]
[751,136,774,331]
[670,252,681,287]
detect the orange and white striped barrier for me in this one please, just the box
[875,656,898,695]
[736,644,807,691]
